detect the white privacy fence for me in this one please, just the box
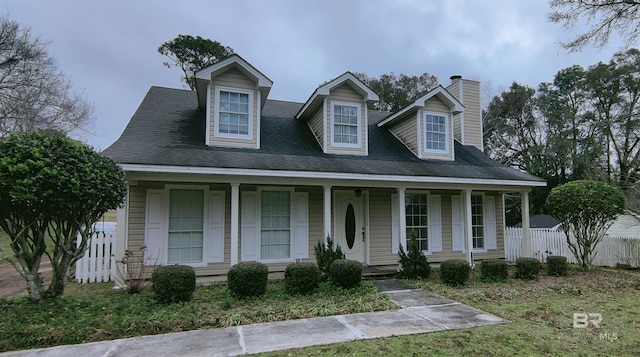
[75,231,116,283]
[505,227,640,267]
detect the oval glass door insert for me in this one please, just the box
[345,204,356,249]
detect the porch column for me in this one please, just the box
[521,190,532,258]
[398,187,407,252]
[464,189,473,266]
[230,183,240,266]
[324,185,332,242]
[113,188,129,289]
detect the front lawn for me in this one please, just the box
[259,267,640,356]
[0,279,396,352]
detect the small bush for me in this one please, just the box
[515,258,541,280]
[151,265,196,304]
[330,259,362,289]
[547,255,568,276]
[397,233,431,279]
[115,245,157,294]
[315,236,346,281]
[284,262,320,295]
[227,262,268,299]
[439,259,470,286]
[479,259,508,282]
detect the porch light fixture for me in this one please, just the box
[354,188,362,197]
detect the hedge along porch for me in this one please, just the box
[106,55,545,283]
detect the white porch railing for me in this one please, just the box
[505,227,640,267]
[75,231,116,283]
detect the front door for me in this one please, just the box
[334,191,366,263]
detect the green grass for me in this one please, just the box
[260,267,640,356]
[0,280,396,352]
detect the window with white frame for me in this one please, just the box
[217,89,250,136]
[260,190,291,259]
[332,102,359,145]
[168,189,204,264]
[471,194,484,249]
[424,113,448,152]
[405,192,428,251]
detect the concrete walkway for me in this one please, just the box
[1,280,505,357]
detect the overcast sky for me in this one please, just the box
[2,0,626,150]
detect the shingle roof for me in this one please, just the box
[102,86,544,183]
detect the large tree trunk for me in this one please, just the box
[13,254,45,301]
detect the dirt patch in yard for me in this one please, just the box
[0,258,52,299]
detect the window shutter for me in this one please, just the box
[451,195,465,252]
[484,196,497,250]
[391,194,399,254]
[207,191,225,263]
[293,192,309,259]
[145,189,166,265]
[241,191,258,261]
[428,194,442,252]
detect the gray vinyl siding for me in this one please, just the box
[127,183,506,280]
[368,188,396,266]
[461,79,482,150]
[388,116,418,156]
[307,107,325,150]
[326,84,367,156]
[209,68,260,149]
[446,80,463,143]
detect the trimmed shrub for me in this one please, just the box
[315,236,346,281]
[329,259,362,289]
[397,233,432,279]
[515,258,541,280]
[439,259,470,286]
[151,265,196,304]
[227,262,268,299]
[479,259,508,282]
[547,255,568,276]
[284,262,320,295]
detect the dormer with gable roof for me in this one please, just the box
[195,55,273,149]
[377,86,463,161]
[295,72,379,156]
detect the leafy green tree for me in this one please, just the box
[353,72,438,112]
[397,232,431,279]
[549,0,640,52]
[546,180,625,270]
[0,132,127,301]
[314,236,345,281]
[158,35,234,90]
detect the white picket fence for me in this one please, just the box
[75,231,116,283]
[505,227,640,267]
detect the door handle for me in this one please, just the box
[362,227,365,241]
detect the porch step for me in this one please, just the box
[362,265,398,279]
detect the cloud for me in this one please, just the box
[2,0,625,149]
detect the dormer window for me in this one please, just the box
[331,101,360,147]
[424,112,448,153]
[215,87,253,138]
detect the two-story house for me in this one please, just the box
[104,54,544,281]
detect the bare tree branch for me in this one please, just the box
[549,0,640,52]
[0,16,93,138]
